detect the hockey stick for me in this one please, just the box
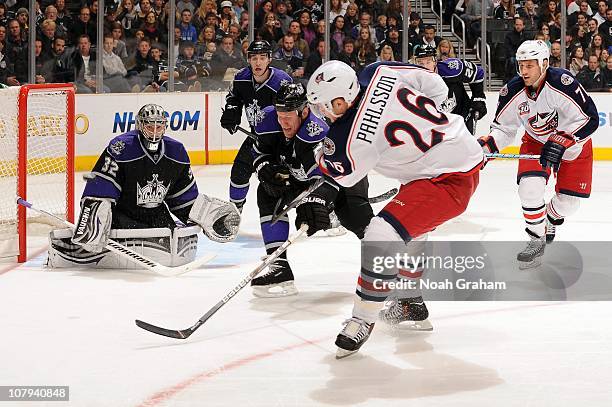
[135,223,309,339]
[271,177,325,225]
[236,125,259,142]
[368,188,399,204]
[486,153,541,160]
[17,197,215,277]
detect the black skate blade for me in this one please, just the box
[135,319,193,339]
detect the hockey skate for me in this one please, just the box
[545,215,564,244]
[325,211,347,237]
[378,295,433,331]
[251,259,298,297]
[517,230,546,269]
[335,317,375,359]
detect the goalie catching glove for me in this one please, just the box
[71,197,113,253]
[189,194,241,243]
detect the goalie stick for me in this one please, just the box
[17,197,215,277]
[135,223,309,339]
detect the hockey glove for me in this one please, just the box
[540,131,575,172]
[469,97,487,119]
[220,105,241,134]
[295,196,330,237]
[478,135,498,154]
[71,197,113,253]
[189,194,241,243]
[256,161,291,198]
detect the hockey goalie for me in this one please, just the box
[48,104,240,269]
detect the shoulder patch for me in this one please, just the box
[109,139,126,156]
[500,85,508,97]
[561,73,574,85]
[306,121,324,138]
[447,59,460,70]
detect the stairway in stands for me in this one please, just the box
[417,0,505,91]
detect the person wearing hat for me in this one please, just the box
[380,25,402,60]
[407,12,423,50]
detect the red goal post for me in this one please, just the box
[0,84,75,263]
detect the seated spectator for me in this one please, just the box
[503,17,527,81]
[310,19,326,51]
[417,24,443,49]
[4,19,28,86]
[374,15,388,44]
[586,18,599,45]
[568,1,592,26]
[101,33,131,93]
[351,11,377,47]
[276,2,292,34]
[197,25,217,56]
[331,16,347,51]
[494,0,516,19]
[598,9,612,46]
[286,20,310,59]
[219,0,238,25]
[329,0,346,23]
[601,54,612,89]
[34,39,54,84]
[518,0,539,27]
[293,0,324,24]
[344,2,359,31]
[39,19,56,58]
[549,40,562,67]
[569,46,587,75]
[210,35,246,78]
[361,0,384,21]
[125,37,155,90]
[258,12,284,45]
[461,0,483,48]
[538,24,552,47]
[381,25,402,61]
[305,38,325,79]
[118,0,140,38]
[593,1,608,26]
[136,0,154,20]
[600,48,610,68]
[256,0,274,28]
[49,36,73,83]
[337,37,358,71]
[377,44,395,62]
[538,0,558,28]
[437,38,456,60]
[297,10,316,46]
[408,12,424,50]
[273,34,305,77]
[110,22,128,60]
[587,33,605,59]
[179,9,198,43]
[177,41,211,91]
[577,54,604,90]
[72,35,108,93]
[354,29,377,73]
[72,6,97,46]
[140,11,164,44]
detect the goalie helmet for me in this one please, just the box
[136,104,167,151]
[306,60,360,120]
[274,83,307,114]
[516,40,550,71]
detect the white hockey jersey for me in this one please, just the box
[489,68,599,160]
[321,64,484,187]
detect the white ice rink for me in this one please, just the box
[1,161,612,407]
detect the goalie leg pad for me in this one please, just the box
[71,197,113,253]
[189,194,241,243]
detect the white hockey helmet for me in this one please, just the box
[516,40,550,71]
[136,103,167,150]
[306,60,360,119]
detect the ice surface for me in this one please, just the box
[1,162,611,407]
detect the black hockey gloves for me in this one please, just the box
[221,105,241,134]
[256,161,291,198]
[540,131,575,172]
[295,194,330,236]
[469,97,487,119]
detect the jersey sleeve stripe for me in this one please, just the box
[544,83,592,137]
[166,178,196,199]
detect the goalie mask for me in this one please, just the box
[136,104,168,151]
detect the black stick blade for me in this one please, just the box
[135,319,193,339]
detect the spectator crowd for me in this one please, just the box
[0,0,610,92]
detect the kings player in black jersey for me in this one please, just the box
[220,40,292,212]
[47,104,240,268]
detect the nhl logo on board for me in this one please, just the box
[561,73,574,86]
[110,140,126,155]
[323,137,335,155]
[499,85,508,97]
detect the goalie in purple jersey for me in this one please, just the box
[47,104,240,269]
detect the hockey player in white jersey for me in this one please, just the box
[478,40,598,269]
[307,61,484,358]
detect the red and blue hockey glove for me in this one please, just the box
[540,131,575,172]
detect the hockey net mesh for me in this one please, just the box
[0,86,72,259]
